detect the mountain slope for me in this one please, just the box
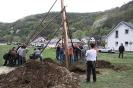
[0,1,133,42]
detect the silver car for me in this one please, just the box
[98,46,115,53]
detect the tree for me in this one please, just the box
[13,36,21,43]
[21,36,27,43]
[4,35,13,43]
[72,30,84,40]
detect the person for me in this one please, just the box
[78,44,83,60]
[30,48,36,59]
[69,46,74,64]
[34,48,43,62]
[81,46,86,62]
[73,45,80,62]
[94,46,98,52]
[94,45,98,60]
[118,43,125,58]
[59,45,65,63]
[17,46,23,66]
[3,52,11,66]
[21,45,29,64]
[56,44,60,60]
[85,43,97,82]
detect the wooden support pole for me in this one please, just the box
[60,0,69,70]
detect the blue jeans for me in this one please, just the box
[18,55,22,66]
[70,54,74,64]
[60,54,64,63]
[35,54,43,62]
[82,56,86,62]
[56,51,60,60]
[74,53,78,62]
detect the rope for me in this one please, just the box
[26,0,58,45]
[28,6,66,45]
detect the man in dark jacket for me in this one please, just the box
[56,44,60,60]
[73,45,80,62]
[118,43,125,58]
[3,52,11,66]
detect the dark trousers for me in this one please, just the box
[86,61,96,82]
[3,59,16,66]
[74,53,78,62]
[18,55,23,66]
[118,52,123,58]
[56,51,60,60]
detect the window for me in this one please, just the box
[115,42,118,46]
[115,31,118,38]
[125,29,129,34]
[125,42,128,46]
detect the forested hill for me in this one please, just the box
[0,1,133,42]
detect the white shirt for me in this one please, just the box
[34,49,41,55]
[85,49,97,61]
[17,48,23,56]
[22,48,28,57]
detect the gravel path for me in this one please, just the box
[0,66,15,74]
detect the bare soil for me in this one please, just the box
[0,59,81,88]
[0,58,131,88]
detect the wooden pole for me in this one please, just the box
[60,0,69,70]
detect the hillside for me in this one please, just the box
[0,1,133,43]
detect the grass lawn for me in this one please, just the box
[0,45,56,65]
[0,45,133,88]
[80,53,133,88]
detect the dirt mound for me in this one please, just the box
[0,59,81,88]
[69,60,130,74]
[112,65,131,71]
[43,58,60,66]
[96,60,113,68]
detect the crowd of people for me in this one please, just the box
[56,43,98,83]
[2,42,126,83]
[55,44,90,64]
[2,44,43,67]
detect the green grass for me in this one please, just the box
[0,45,56,65]
[0,45,133,88]
[80,53,133,88]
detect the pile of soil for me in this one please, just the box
[96,60,113,68]
[112,65,131,71]
[68,60,130,74]
[0,59,81,88]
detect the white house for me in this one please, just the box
[104,21,133,51]
[46,38,60,48]
[30,37,46,46]
[58,38,81,46]
[81,36,101,44]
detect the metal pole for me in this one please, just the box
[60,0,69,70]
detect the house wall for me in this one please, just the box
[0,43,7,45]
[105,24,133,51]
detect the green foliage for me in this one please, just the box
[13,36,21,43]
[0,1,133,40]
[72,30,84,40]
[4,35,13,43]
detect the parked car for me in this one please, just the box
[98,46,115,53]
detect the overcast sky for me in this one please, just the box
[0,0,132,23]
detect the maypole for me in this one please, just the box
[60,0,70,70]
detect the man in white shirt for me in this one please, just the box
[21,46,29,64]
[34,48,43,62]
[17,46,23,66]
[85,43,97,82]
